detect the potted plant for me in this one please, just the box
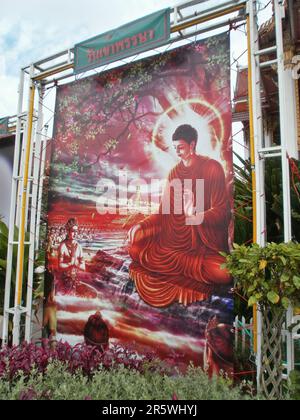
[223,242,300,399]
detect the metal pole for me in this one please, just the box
[13,65,35,346]
[24,1,247,83]
[25,83,45,342]
[2,69,25,345]
[247,0,266,390]
[274,0,292,243]
[171,1,246,33]
[274,0,294,376]
[16,112,29,229]
[24,116,37,232]
[247,15,257,245]
[43,14,246,87]
[35,123,49,252]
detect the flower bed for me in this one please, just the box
[0,341,158,380]
[0,341,265,400]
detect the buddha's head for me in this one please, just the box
[172,124,198,161]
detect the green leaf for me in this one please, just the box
[248,296,258,307]
[279,256,287,266]
[239,259,251,264]
[0,259,7,269]
[0,221,9,238]
[282,297,291,310]
[293,276,300,290]
[280,273,290,283]
[267,291,280,305]
[248,285,257,294]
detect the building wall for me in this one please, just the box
[0,136,14,225]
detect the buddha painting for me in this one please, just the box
[128,124,232,308]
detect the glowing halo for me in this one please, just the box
[152,98,225,152]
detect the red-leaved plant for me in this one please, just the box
[0,340,159,382]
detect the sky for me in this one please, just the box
[0,0,271,120]
[0,0,181,116]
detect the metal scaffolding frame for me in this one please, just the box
[247,0,299,382]
[1,0,298,380]
[0,115,26,138]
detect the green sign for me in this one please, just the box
[0,117,9,137]
[74,9,171,74]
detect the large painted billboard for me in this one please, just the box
[45,33,234,375]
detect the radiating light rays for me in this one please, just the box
[151,98,226,176]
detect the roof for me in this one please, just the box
[233,66,279,122]
[233,0,300,122]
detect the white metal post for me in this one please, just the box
[248,0,266,388]
[16,116,28,229]
[24,117,37,232]
[274,0,295,376]
[25,83,44,342]
[2,69,25,345]
[13,65,35,346]
[274,0,293,244]
[35,122,49,252]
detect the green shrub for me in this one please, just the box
[223,242,300,310]
[288,370,300,400]
[0,361,265,401]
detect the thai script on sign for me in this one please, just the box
[87,30,156,64]
[74,9,170,74]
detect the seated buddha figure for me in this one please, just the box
[128,124,232,308]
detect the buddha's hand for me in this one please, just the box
[183,189,195,217]
[128,224,142,244]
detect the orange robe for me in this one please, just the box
[129,155,232,308]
